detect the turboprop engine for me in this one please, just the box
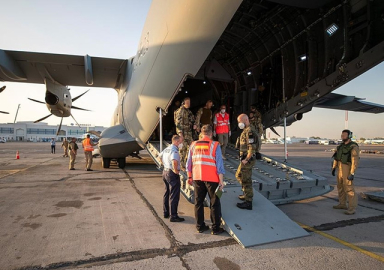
[28,79,89,134]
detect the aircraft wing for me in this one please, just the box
[314,93,384,114]
[0,49,128,89]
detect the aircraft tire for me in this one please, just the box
[102,158,111,168]
[117,158,126,169]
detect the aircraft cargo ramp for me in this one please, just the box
[146,141,332,247]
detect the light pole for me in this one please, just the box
[14,104,21,124]
[282,55,288,162]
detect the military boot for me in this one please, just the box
[238,194,245,201]
[333,204,348,210]
[237,201,252,210]
[344,209,355,215]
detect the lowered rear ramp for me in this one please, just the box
[146,141,324,247]
[221,186,308,247]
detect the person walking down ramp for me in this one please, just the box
[187,125,225,235]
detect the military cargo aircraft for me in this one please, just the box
[2,0,384,248]
[1,0,383,167]
[1,0,383,191]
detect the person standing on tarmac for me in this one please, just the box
[332,129,360,215]
[235,114,259,210]
[61,138,69,157]
[68,137,78,170]
[158,135,185,222]
[187,125,225,235]
[174,97,196,169]
[82,134,98,171]
[50,138,56,154]
[213,104,231,160]
[194,100,213,132]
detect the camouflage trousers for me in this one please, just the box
[179,132,193,169]
[257,133,261,152]
[235,159,256,202]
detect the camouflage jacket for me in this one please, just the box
[174,106,195,134]
[239,125,258,156]
[249,110,263,135]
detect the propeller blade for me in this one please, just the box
[28,98,45,104]
[70,114,81,128]
[270,127,281,137]
[71,105,90,111]
[0,111,9,114]
[87,130,101,138]
[56,117,63,136]
[72,89,89,102]
[34,114,52,123]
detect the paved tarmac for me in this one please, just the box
[0,142,383,270]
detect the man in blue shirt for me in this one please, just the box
[159,135,185,222]
[186,125,225,235]
[50,138,56,154]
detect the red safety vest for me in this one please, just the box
[215,113,229,134]
[82,138,94,152]
[189,137,220,183]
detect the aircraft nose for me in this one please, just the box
[45,91,59,105]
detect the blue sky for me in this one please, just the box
[0,0,383,139]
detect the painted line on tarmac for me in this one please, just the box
[0,158,57,180]
[297,221,384,263]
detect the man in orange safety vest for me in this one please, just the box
[213,104,231,160]
[82,134,98,171]
[186,125,225,235]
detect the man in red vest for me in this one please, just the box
[186,125,225,235]
[82,134,98,171]
[213,104,231,160]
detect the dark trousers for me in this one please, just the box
[194,180,221,231]
[51,145,55,153]
[163,170,181,218]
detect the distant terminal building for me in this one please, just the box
[0,121,106,142]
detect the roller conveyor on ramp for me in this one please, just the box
[146,141,333,247]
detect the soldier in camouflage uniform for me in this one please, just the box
[249,105,263,159]
[174,97,196,169]
[235,114,259,210]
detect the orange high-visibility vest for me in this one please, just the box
[215,113,229,134]
[190,138,220,182]
[82,138,94,152]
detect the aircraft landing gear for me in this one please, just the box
[117,158,126,169]
[102,158,111,168]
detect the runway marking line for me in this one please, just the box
[297,221,384,263]
[0,158,56,180]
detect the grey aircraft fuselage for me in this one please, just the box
[98,0,243,161]
[99,0,384,164]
